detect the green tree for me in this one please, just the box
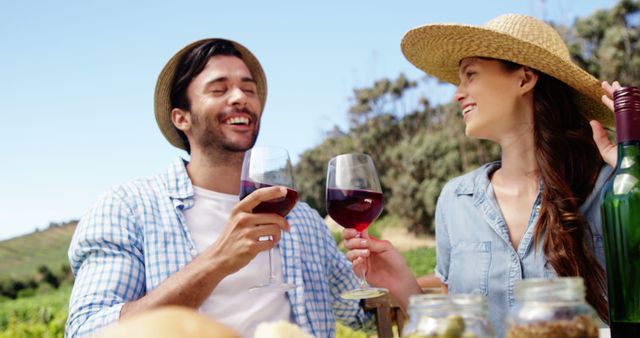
[569,0,640,85]
[348,73,417,127]
[1,279,25,299]
[37,265,60,289]
[294,133,356,213]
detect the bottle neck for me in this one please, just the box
[615,108,640,142]
[616,141,640,166]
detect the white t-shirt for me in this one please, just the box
[184,186,292,338]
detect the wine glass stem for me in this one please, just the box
[356,231,369,288]
[268,246,276,283]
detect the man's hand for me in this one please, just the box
[205,186,291,275]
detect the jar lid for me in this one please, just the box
[409,293,486,306]
[515,277,585,302]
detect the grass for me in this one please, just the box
[0,223,76,281]
[0,284,71,337]
[402,246,436,277]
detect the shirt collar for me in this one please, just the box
[454,161,501,196]
[454,161,544,207]
[166,157,195,201]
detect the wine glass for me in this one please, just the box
[240,146,298,292]
[326,153,387,299]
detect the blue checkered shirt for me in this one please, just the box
[66,158,370,337]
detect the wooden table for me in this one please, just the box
[363,288,442,338]
[363,293,407,338]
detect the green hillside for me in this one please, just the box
[0,223,77,281]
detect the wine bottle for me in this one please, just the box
[601,86,640,337]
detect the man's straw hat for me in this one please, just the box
[401,13,614,127]
[154,38,267,150]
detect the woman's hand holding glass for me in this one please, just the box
[342,228,423,308]
[326,153,422,300]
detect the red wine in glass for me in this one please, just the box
[326,188,383,232]
[240,180,298,216]
[240,146,297,292]
[326,153,387,299]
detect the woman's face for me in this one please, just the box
[454,57,535,142]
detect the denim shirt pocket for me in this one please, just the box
[448,241,491,295]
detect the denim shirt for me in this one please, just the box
[434,161,611,338]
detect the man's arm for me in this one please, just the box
[298,206,372,329]
[66,189,145,337]
[120,186,291,317]
[66,186,290,337]
[327,233,374,330]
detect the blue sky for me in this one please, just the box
[0,0,617,240]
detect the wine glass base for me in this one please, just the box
[340,287,388,300]
[249,282,296,293]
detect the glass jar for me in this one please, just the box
[402,294,496,338]
[505,277,600,338]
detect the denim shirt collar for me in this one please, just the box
[453,161,543,258]
[454,161,500,197]
[453,161,544,199]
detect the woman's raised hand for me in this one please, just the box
[590,80,621,168]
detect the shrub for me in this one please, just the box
[16,288,35,299]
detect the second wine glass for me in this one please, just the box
[240,146,298,292]
[326,153,388,299]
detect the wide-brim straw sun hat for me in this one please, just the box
[154,38,267,150]
[401,13,614,128]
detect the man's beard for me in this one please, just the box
[191,108,260,153]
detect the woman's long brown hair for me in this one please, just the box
[499,60,609,321]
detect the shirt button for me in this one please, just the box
[190,249,198,257]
